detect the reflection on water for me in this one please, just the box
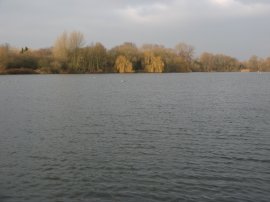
[0,73,270,202]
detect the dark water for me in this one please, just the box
[0,73,270,202]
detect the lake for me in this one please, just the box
[0,73,270,202]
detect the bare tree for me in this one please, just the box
[175,43,194,71]
[262,57,270,71]
[68,31,84,51]
[53,31,68,62]
[247,55,264,72]
[53,31,85,71]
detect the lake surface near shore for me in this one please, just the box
[0,73,270,202]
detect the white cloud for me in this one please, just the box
[210,0,236,8]
[117,3,169,24]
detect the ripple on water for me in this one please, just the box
[0,74,270,202]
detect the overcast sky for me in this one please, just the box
[1,0,270,59]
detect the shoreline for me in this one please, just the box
[0,69,267,75]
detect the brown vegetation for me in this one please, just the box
[1,31,270,74]
[1,68,38,74]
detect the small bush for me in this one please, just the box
[2,68,38,74]
[6,54,38,69]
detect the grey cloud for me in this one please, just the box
[235,0,270,4]
[0,0,269,60]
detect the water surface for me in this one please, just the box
[0,73,270,202]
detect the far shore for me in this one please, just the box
[0,68,265,75]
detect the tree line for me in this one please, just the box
[1,31,270,74]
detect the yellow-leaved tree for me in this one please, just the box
[143,51,164,73]
[115,55,133,73]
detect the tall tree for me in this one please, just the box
[247,55,263,72]
[53,31,69,62]
[200,52,214,72]
[175,43,194,71]
[92,42,107,72]
[53,31,85,72]
[0,43,10,69]
[262,57,270,71]
[79,42,107,73]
